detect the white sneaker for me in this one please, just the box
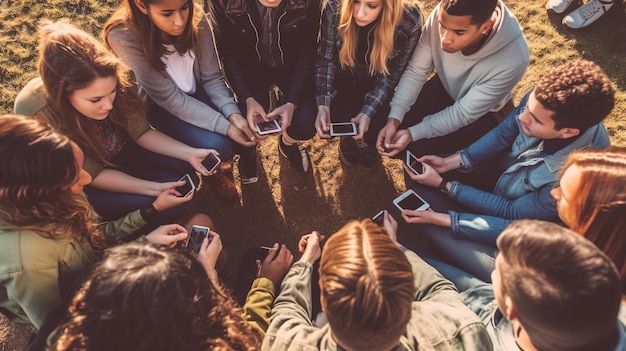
[546,0,578,14]
[562,0,615,29]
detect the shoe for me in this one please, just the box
[238,146,258,184]
[279,135,310,173]
[356,139,379,169]
[562,0,614,29]
[339,137,359,167]
[547,0,579,14]
[206,172,239,202]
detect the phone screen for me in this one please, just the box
[188,226,209,253]
[201,153,221,173]
[257,245,279,261]
[331,123,356,135]
[175,174,194,197]
[256,120,281,134]
[372,211,385,226]
[406,152,424,174]
[397,193,426,211]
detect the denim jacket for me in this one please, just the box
[447,90,610,246]
[262,247,492,351]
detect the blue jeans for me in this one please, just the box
[147,89,234,161]
[407,182,496,282]
[85,142,197,221]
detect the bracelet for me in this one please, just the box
[140,204,160,223]
[438,178,450,194]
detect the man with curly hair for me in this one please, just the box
[399,59,614,282]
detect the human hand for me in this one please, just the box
[298,231,325,264]
[152,187,194,211]
[150,180,188,197]
[381,210,399,243]
[197,230,223,271]
[315,106,331,139]
[402,162,443,188]
[419,155,449,174]
[267,102,295,132]
[401,208,451,227]
[244,98,269,140]
[255,243,294,287]
[189,149,219,176]
[145,224,188,247]
[227,122,257,147]
[376,119,401,156]
[379,129,411,157]
[351,113,371,140]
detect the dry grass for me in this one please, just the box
[0,0,624,349]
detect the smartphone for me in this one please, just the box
[256,119,282,135]
[257,245,280,261]
[329,122,357,137]
[405,151,424,175]
[393,189,430,212]
[372,210,385,226]
[187,225,210,254]
[201,152,221,173]
[175,174,196,197]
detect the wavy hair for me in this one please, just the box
[338,0,416,75]
[319,219,415,350]
[51,242,260,351]
[557,147,626,288]
[497,220,621,351]
[0,115,103,249]
[38,20,144,167]
[534,59,614,132]
[104,0,201,73]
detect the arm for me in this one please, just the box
[315,0,339,108]
[106,25,231,135]
[401,246,462,302]
[134,129,212,175]
[97,209,146,245]
[242,277,276,338]
[90,168,177,197]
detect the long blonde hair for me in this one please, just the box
[338,0,410,75]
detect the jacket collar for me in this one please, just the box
[225,0,306,16]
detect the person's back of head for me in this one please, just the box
[534,59,614,132]
[496,220,622,351]
[558,146,626,290]
[319,220,415,351]
[441,0,498,25]
[52,242,260,351]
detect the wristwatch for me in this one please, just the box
[438,178,450,194]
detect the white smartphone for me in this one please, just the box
[257,245,279,261]
[372,210,385,226]
[405,151,424,175]
[256,119,282,135]
[393,189,430,212]
[187,225,210,253]
[329,122,357,137]
[175,174,196,197]
[201,152,221,173]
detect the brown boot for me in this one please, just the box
[206,161,239,202]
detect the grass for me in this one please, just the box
[0,0,625,348]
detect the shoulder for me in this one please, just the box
[397,4,423,35]
[0,225,64,274]
[14,77,49,117]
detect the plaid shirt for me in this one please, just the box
[315,0,423,118]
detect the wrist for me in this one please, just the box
[387,118,401,128]
[438,178,451,194]
[141,204,160,222]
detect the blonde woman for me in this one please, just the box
[315,0,422,168]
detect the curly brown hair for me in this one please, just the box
[37,20,145,168]
[0,115,103,249]
[51,242,260,351]
[534,59,614,132]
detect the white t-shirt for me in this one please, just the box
[162,45,196,94]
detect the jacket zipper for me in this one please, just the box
[246,13,262,62]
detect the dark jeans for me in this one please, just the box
[331,74,390,147]
[400,75,505,157]
[405,182,496,282]
[147,89,235,161]
[85,142,197,222]
[236,64,317,141]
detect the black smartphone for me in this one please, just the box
[175,174,195,197]
[257,245,280,261]
[187,225,210,253]
[406,151,424,175]
[372,210,385,226]
[201,152,221,173]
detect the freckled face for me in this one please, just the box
[68,76,117,121]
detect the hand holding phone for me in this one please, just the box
[201,152,221,174]
[393,189,430,212]
[257,245,280,262]
[330,122,358,137]
[175,174,196,197]
[406,151,424,175]
[372,210,385,226]
[186,225,210,253]
[256,119,282,135]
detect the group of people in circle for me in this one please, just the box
[1,0,624,349]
